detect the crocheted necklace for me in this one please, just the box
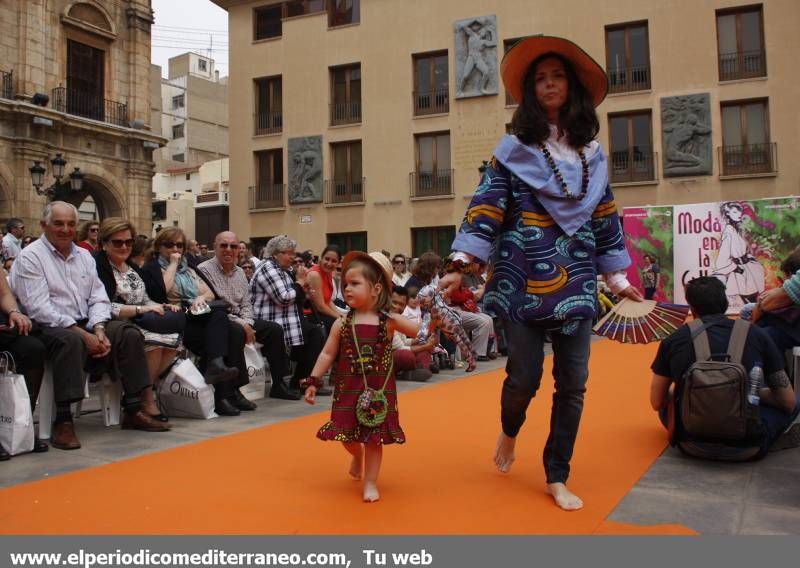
[538,143,589,201]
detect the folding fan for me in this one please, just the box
[592,298,690,344]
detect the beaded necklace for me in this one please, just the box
[538,143,589,201]
[340,310,393,374]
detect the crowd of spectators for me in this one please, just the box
[5,202,794,463]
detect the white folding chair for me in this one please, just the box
[37,364,121,439]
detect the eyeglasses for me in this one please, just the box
[217,243,237,249]
[161,241,185,249]
[293,259,304,265]
[109,238,134,248]
[393,260,405,265]
[89,227,99,233]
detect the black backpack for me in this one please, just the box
[678,319,761,452]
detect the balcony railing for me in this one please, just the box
[719,142,777,176]
[330,101,361,125]
[1,70,11,99]
[325,178,365,205]
[718,49,766,81]
[254,111,283,135]
[607,64,651,94]
[413,88,449,116]
[51,87,129,127]
[249,183,286,210]
[409,169,454,198]
[610,149,657,184]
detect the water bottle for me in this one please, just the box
[748,362,763,407]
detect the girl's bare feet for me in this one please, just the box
[349,454,363,480]
[493,432,516,473]
[342,442,364,479]
[546,482,583,511]
[363,481,380,503]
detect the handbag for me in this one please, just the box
[243,342,268,382]
[0,352,34,455]
[158,358,217,419]
[351,318,393,428]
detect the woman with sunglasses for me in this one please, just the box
[76,221,100,253]
[94,218,186,424]
[140,227,242,416]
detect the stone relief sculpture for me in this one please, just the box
[660,94,712,177]
[454,15,498,98]
[287,136,323,204]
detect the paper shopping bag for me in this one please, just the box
[243,342,267,382]
[158,358,217,419]
[0,352,34,455]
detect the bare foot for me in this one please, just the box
[546,482,584,511]
[363,481,380,503]
[349,451,363,480]
[493,432,516,473]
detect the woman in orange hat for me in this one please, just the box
[450,36,643,510]
[301,251,420,503]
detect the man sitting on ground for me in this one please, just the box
[11,202,168,450]
[650,276,799,460]
[198,231,300,402]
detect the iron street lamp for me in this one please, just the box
[29,153,84,199]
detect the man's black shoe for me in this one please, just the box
[231,390,257,411]
[269,387,302,401]
[0,446,9,461]
[205,357,239,385]
[214,398,241,416]
[33,439,49,453]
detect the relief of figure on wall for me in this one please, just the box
[287,136,323,204]
[454,15,498,98]
[661,94,712,176]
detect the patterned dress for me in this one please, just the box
[316,312,405,445]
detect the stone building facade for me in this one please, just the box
[0,0,164,235]
[213,0,800,258]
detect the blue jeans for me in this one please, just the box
[501,318,592,483]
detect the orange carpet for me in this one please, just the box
[1,340,695,535]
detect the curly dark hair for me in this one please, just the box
[509,53,599,148]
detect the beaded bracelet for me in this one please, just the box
[299,376,323,389]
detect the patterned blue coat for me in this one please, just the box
[451,135,631,332]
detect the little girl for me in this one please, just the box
[303,251,420,503]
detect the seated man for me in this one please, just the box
[390,286,433,382]
[11,202,168,450]
[650,276,799,460]
[198,231,301,402]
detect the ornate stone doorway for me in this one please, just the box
[59,177,124,221]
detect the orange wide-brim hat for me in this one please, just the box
[501,35,608,108]
[341,250,394,293]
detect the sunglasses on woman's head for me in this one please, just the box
[109,238,134,248]
[161,241,185,249]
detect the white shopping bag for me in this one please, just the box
[0,352,34,455]
[243,342,267,382]
[158,358,217,419]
